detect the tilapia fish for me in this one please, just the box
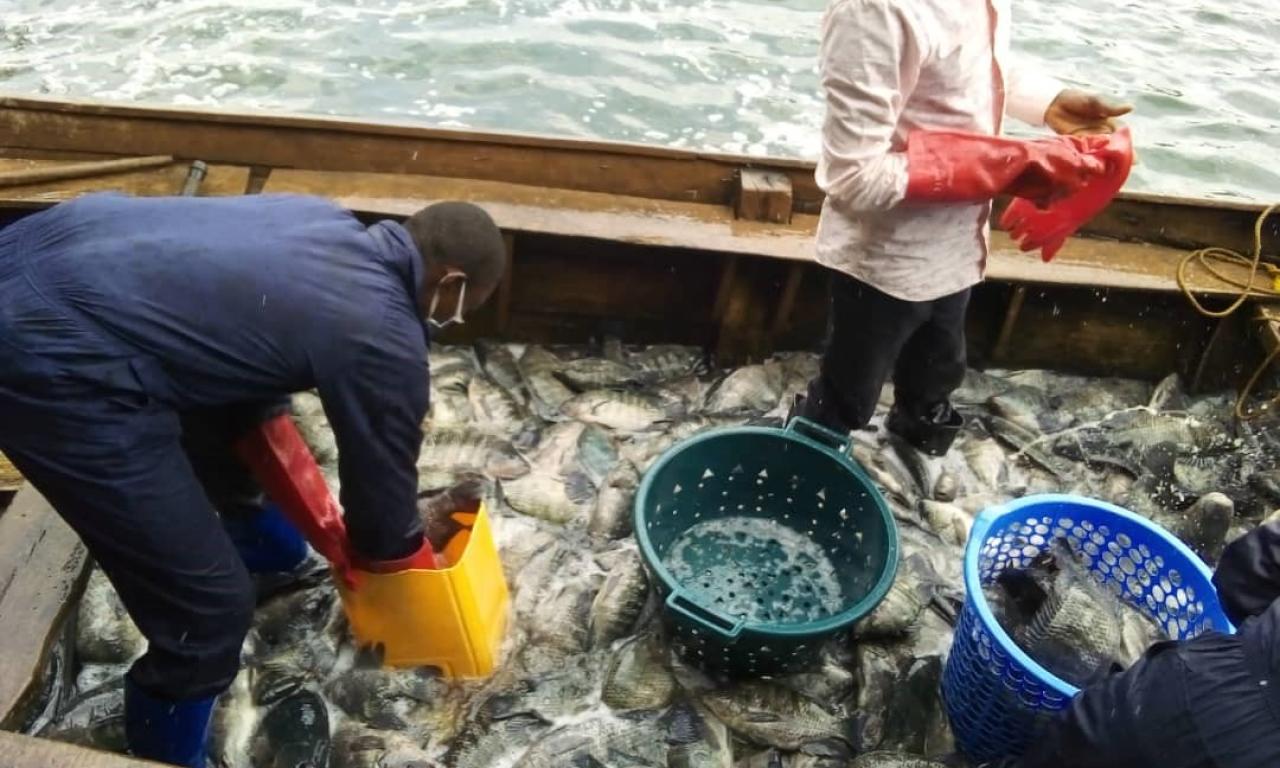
[250,690,331,768]
[500,469,595,524]
[292,391,339,465]
[589,547,651,647]
[41,679,126,753]
[475,340,527,400]
[1155,491,1234,564]
[418,427,530,489]
[511,713,667,768]
[529,575,605,653]
[589,460,640,539]
[430,345,477,393]
[703,363,783,415]
[76,568,145,665]
[333,724,435,768]
[994,540,1124,687]
[852,752,948,768]
[555,357,642,390]
[627,344,706,382]
[701,680,857,754]
[467,373,526,434]
[563,389,670,432]
[519,346,576,418]
[854,555,937,640]
[602,632,676,711]
[664,701,732,768]
[325,666,454,735]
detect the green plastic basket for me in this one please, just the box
[634,418,899,676]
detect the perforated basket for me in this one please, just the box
[633,418,898,676]
[942,494,1236,764]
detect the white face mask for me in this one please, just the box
[427,272,468,330]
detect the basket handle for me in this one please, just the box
[666,592,745,641]
[785,417,850,455]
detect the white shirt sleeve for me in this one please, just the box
[814,0,923,213]
[1004,56,1063,127]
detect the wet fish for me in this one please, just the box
[446,713,547,768]
[563,389,670,432]
[854,555,938,640]
[511,713,666,768]
[1149,372,1189,412]
[250,690,331,768]
[500,469,596,524]
[520,346,576,419]
[602,632,677,711]
[292,391,339,465]
[430,346,477,393]
[589,548,651,647]
[953,368,1013,405]
[576,423,619,485]
[589,460,640,539]
[851,752,948,768]
[1001,540,1124,687]
[76,568,145,665]
[854,643,899,752]
[704,364,783,415]
[209,670,258,768]
[74,663,128,698]
[468,373,526,433]
[988,384,1074,434]
[919,500,972,548]
[1158,491,1234,564]
[484,646,608,723]
[555,357,643,390]
[252,584,341,652]
[428,386,475,429]
[982,415,1073,480]
[333,724,435,768]
[326,667,451,733]
[418,428,530,489]
[664,701,733,768]
[960,437,1009,492]
[701,680,857,754]
[252,640,337,706]
[628,344,705,381]
[529,575,605,653]
[475,341,527,401]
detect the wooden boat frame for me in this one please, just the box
[0,94,1276,765]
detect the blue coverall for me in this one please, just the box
[0,193,430,701]
[1014,520,1280,768]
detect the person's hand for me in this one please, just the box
[1044,89,1132,136]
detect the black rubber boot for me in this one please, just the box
[886,401,963,457]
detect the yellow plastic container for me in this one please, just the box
[337,501,509,677]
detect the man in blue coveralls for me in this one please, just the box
[0,193,507,766]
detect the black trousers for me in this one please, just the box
[803,269,970,432]
[1015,633,1280,768]
[0,378,285,701]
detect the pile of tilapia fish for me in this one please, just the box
[35,339,1280,768]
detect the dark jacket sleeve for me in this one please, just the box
[317,327,429,562]
[1213,520,1280,626]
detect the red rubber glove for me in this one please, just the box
[1000,127,1134,262]
[234,414,362,587]
[905,130,1108,206]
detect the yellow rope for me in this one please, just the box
[1175,203,1280,420]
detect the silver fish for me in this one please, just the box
[529,575,605,653]
[325,667,453,735]
[76,567,145,665]
[250,690,331,768]
[500,470,595,524]
[430,346,477,393]
[576,424,619,485]
[664,701,733,768]
[418,428,530,485]
[589,547,651,648]
[563,389,670,432]
[628,344,705,381]
[919,500,973,548]
[520,346,576,418]
[209,670,257,768]
[468,373,526,433]
[333,724,435,768]
[511,713,666,768]
[701,680,857,754]
[854,555,937,640]
[1149,372,1190,412]
[475,341,527,401]
[988,386,1074,434]
[446,713,547,768]
[704,364,783,415]
[555,357,643,390]
[960,437,1009,492]
[1158,491,1234,564]
[602,632,676,711]
[589,460,640,539]
[952,369,1013,405]
[983,415,1074,480]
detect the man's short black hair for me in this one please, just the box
[403,201,505,288]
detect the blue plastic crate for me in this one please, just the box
[942,494,1236,764]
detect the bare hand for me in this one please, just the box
[1045,89,1133,136]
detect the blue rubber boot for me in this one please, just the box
[222,501,309,574]
[125,678,216,768]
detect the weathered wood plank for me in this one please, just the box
[0,159,250,205]
[0,732,165,768]
[0,485,91,729]
[263,168,1266,298]
[736,169,793,224]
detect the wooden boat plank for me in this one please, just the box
[0,485,90,729]
[0,731,165,767]
[264,168,1262,298]
[0,159,250,205]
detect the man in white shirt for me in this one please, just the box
[790,0,1130,456]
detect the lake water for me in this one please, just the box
[1,0,1276,201]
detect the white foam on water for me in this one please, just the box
[662,515,846,625]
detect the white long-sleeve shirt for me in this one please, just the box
[815,0,1063,301]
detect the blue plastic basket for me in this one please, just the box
[942,494,1236,764]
